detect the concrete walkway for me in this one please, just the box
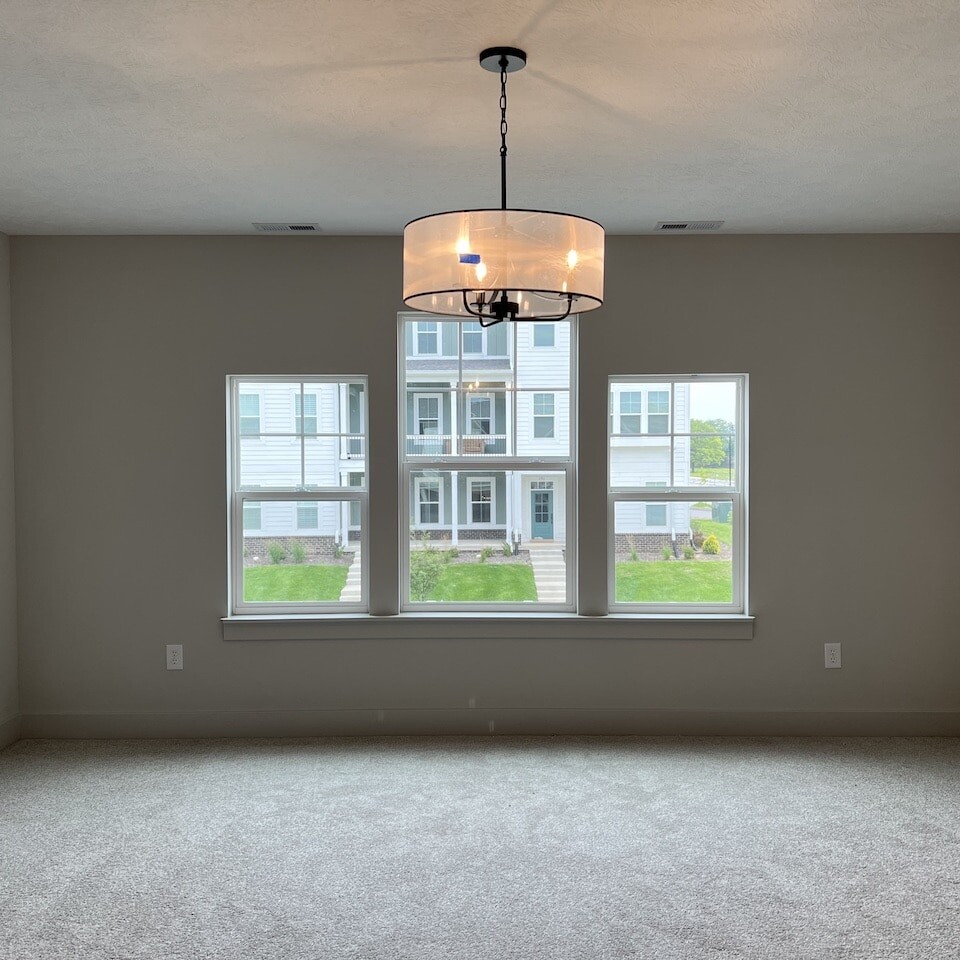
[527,542,566,603]
[338,548,362,603]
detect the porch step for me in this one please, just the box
[527,547,567,604]
[339,550,362,603]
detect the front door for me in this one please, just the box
[531,488,554,539]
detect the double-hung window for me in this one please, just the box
[609,375,747,614]
[416,321,438,355]
[294,393,318,435]
[228,376,368,614]
[400,314,576,611]
[462,322,483,355]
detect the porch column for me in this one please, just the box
[450,470,459,546]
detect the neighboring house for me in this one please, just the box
[238,323,695,555]
[610,381,692,552]
[239,380,364,555]
[405,319,570,545]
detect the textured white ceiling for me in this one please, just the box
[1,0,959,234]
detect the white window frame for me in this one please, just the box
[414,393,443,436]
[238,392,261,436]
[414,475,444,528]
[608,374,747,615]
[227,375,369,615]
[533,392,555,439]
[618,390,642,435]
[415,321,439,355]
[296,500,319,530]
[647,389,670,435]
[467,476,496,526]
[462,321,484,355]
[294,392,319,435]
[468,393,493,435]
[399,312,577,613]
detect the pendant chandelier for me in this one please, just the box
[403,47,605,327]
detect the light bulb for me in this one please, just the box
[475,261,488,282]
[455,237,470,255]
[567,249,579,269]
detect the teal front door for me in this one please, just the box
[531,488,554,539]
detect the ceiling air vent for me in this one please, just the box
[252,222,322,233]
[655,220,724,232]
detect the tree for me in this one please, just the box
[690,419,726,469]
[690,419,736,469]
[409,542,445,601]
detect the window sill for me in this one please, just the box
[221,613,754,642]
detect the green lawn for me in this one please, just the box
[690,518,733,547]
[616,560,732,603]
[426,563,538,602]
[244,564,348,602]
[692,467,736,482]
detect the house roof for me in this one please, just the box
[1,0,959,234]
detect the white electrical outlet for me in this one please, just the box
[166,644,183,670]
[824,643,842,669]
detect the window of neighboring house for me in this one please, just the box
[401,313,575,611]
[462,322,483,354]
[533,323,555,347]
[243,501,262,531]
[619,391,641,434]
[347,472,363,528]
[295,392,318,435]
[416,321,438,354]
[415,476,442,525]
[609,375,746,614]
[648,390,670,434]
[296,501,319,529]
[228,376,368,613]
[468,478,494,524]
[239,393,261,435]
[469,394,492,435]
[416,394,441,435]
[645,482,668,527]
[533,393,555,438]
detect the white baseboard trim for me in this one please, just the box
[18,708,960,739]
[0,714,21,750]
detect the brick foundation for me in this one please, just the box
[243,535,353,565]
[615,532,692,560]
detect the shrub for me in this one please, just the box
[702,534,721,555]
[409,546,444,600]
[691,526,706,549]
[445,547,459,561]
[291,542,307,564]
[479,546,493,563]
[242,546,250,559]
[683,545,695,560]
[661,546,673,561]
[629,548,638,563]
[268,542,287,565]
[502,542,512,556]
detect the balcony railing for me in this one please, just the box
[405,435,508,456]
[339,435,365,459]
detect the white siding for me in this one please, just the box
[238,380,362,538]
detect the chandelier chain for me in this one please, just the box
[499,59,508,209]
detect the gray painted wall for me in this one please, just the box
[9,235,960,734]
[0,234,18,741]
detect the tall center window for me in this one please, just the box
[400,316,576,611]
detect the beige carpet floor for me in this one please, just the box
[1,737,958,959]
